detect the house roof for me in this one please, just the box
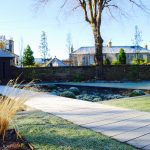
[72,46,150,55]
[35,58,51,64]
[0,50,14,58]
[46,57,67,67]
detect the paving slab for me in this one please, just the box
[143,144,150,150]
[84,114,150,137]
[56,111,134,125]
[81,111,147,127]
[113,125,150,142]
[127,133,150,149]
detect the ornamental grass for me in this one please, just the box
[0,79,34,141]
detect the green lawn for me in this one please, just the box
[101,95,150,112]
[13,111,136,150]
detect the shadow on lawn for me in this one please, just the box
[24,132,133,150]
[15,112,136,150]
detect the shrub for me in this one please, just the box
[129,90,145,97]
[118,48,126,64]
[92,97,103,102]
[132,58,146,65]
[82,94,93,101]
[103,58,111,65]
[69,87,80,95]
[60,91,76,98]
[111,60,119,65]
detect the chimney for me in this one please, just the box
[108,41,112,48]
[145,44,148,50]
[8,39,14,53]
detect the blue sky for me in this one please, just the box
[1,0,150,59]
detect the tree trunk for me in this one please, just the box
[92,24,103,79]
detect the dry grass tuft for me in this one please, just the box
[0,79,34,141]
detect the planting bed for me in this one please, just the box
[27,84,147,102]
[0,129,32,150]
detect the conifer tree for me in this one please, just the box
[22,45,35,66]
[118,48,126,64]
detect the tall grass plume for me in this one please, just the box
[0,79,35,141]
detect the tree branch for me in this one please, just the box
[96,0,103,26]
[79,0,91,23]
[88,0,94,22]
[61,0,69,8]
[93,0,97,20]
[129,0,150,13]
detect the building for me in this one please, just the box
[0,36,19,66]
[62,59,72,66]
[0,50,15,81]
[34,58,51,64]
[46,57,68,67]
[70,42,150,66]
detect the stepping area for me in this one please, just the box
[0,85,150,149]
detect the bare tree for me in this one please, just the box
[39,31,50,63]
[132,25,143,59]
[133,25,143,50]
[66,33,73,66]
[19,37,24,67]
[37,0,148,78]
[66,33,72,53]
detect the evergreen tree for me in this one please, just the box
[22,45,35,66]
[39,31,49,63]
[118,48,126,64]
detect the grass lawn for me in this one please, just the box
[101,95,150,112]
[13,111,136,150]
